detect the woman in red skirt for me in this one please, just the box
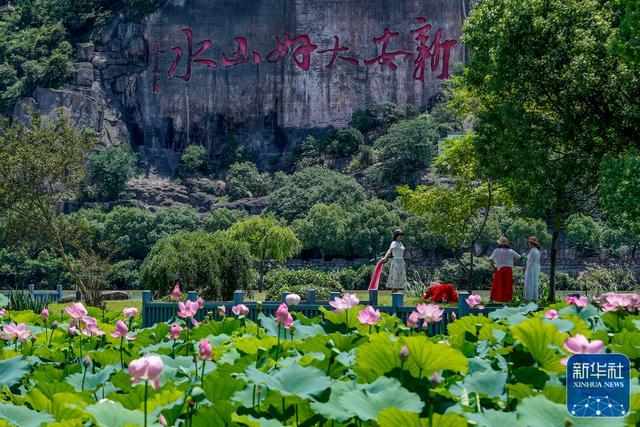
[489,236,521,302]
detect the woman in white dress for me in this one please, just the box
[523,236,541,301]
[381,229,406,292]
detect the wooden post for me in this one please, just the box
[306,289,316,304]
[28,284,35,294]
[281,291,290,301]
[391,292,403,314]
[369,289,378,306]
[233,290,244,305]
[56,284,63,300]
[142,290,152,328]
[329,292,340,302]
[458,291,469,317]
[187,291,197,302]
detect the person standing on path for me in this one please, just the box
[489,236,521,302]
[523,236,541,301]
[381,229,406,293]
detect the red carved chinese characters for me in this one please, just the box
[152,41,164,93]
[221,37,263,68]
[410,17,458,81]
[267,33,318,71]
[317,36,358,68]
[168,29,217,81]
[365,28,413,70]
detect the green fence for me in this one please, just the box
[141,289,496,334]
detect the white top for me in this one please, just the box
[490,247,520,269]
[389,241,405,259]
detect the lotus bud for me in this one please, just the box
[399,345,409,361]
[84,354,91,368]
[256,301,263,313]
[431,371,440,384]
[51,320,58,330]
[30,336,37,344]
[192,386,206,402]
[159,414,168,426]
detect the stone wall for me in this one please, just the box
[14,0,472,175]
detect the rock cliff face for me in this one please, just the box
[15,0,472,175]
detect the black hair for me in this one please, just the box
[393,229,404,241]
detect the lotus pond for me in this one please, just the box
[0,293,638,426]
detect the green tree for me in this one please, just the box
[226,161,273,200]
[292,203,349,259]
[0,112,96,300]
[151,206,203,243]
[103,206,154,260]
[615,0,640,66]
[566,214,602,257]
[506,218,551,252]
[325,127,364,157]
[398,135,499,292]
[86,143,137,201]
[600,150,640,227]
[228,215,301,290]
[203,208,248,233]
[364,115,438,196]
[267,165,367,221]
[455,0,640,301]
[347,200,401,258]
[140,231,255,300]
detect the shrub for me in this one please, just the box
[330,264,389,291]
[325,128,364,157]
[87,143,137,201]
[577,265,637,296]
[140,231,256,300]
[226,161,273,200]
[349,108,379,134]
[103,206,154,260]
[436,255,494,290]
[554,272,579,290]
[267,165,367,221]
[151,206,203,243]
[204,208,248,233]
[180,145,209,176]
[106,259,141,290]
[264,268,343,300]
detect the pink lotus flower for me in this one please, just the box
[451,311,457,320]
[123,307,139,318]
[600,293,638,313]
[561,334,604,365]
[399,345,409,361]
[431,371,440,384]
[357,306,380,326]
[110,320,135,341]
[159,414,167,426]
[198,338,213,360]
[285,293,301,306]
[218,305,226,317]
[196,297,204,309]
[1,322,31,342]
[41,307,49,321]
[276,303,294,329]
[329,293,360,313]
[566,296,588,308]
[545,309,559,319]
[416,303,444,323]
[84,354,91,368]
[177,300,199,319]
[407,311,420,328]
[0,309,6,317]
[231,304,250,317]
[65,302,88,319]
[170,282,182,301]
[168,323,182,340]
[466,294,482,307]
[79,316,105,337]
[128,355,164,390]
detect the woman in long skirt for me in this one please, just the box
[489,236,521,302]
[382,229,406,292]
[523,236,541,301]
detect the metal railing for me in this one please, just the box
[1,284,64,305]
[141,289,496,333]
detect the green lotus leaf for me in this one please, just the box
[489,303,538,321]
[231,414,286,427]
[191,402,235,427]
[0,403,54,427]
[352,333,402,383]
[242,363,331,399]
[65,364,115,392]
[517,395,623,427]
[466,409,519,426]
[511,318,567,373]
[84,400,161,427]
[402,335,468,378]
[446,314,497,346]
[0,356,30,387]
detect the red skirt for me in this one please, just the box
[490,267,513,302]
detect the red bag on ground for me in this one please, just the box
[368,260,384,291]
[422,283,459,303]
